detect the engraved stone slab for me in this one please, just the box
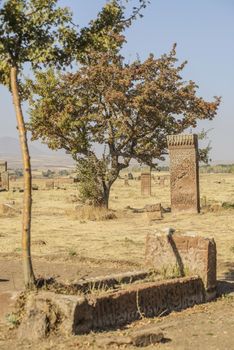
[141,172,151,196]
[145,231,216,297]
[167,134,200,213]
[91,276,204,331]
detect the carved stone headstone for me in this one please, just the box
[167,134,200,213]
[141,172,151,196]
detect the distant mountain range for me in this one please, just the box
[0,137,74,169]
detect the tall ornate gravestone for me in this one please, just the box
[167,134,200,213]
[141,172,151,196]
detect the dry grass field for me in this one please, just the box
[0,171,234,349]
[0,172,234,280]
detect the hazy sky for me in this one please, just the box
[0,0,233,162]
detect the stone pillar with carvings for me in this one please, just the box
[167,134,200,213]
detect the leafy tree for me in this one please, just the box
[29,47,220,208]
[0,0,146,287]
[77,157,106,206]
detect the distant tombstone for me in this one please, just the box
[124,175,130,186]
[141,172,151,196]
[160,177,165,186]
[124,178,129,186]
[167,134,200,213]
[128,172,133,180]
[1,171,9,191]
[144,203,162,221]
[46,180,54,190]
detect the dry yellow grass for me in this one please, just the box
[0,172,233,279]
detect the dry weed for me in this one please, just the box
[67,205,117,221]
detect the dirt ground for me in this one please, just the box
[0,172,234,349]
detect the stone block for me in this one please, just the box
[144,203,162,221]
[144,203,161,212]
[0,203,19,216]
[145,231,216,297]
[18,292,92,340]
[0,292,20,324]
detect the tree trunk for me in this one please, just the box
[10,66,35,288]
[102,183,111,209]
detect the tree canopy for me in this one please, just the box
[29,47,220,207]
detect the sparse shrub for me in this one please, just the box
[14,169,23,178]
[68,248,77,257]
[42,169,55,178]
[58,169,69,177]
[222,202,234,209]
[68,205,116,221]
[5,313,20,327]
[77,157,108,207]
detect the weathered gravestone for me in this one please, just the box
[1,171,9,191]
[167,134,200,213]
[145,230,217,300]
[141,172,151,196]
[45,180,54,189]
[0,161,7,173]
[0,161,9,191]
[144,203,162,221]
[124,176,129,186]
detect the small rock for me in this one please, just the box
[96,336,131,347]
[131,327,164,347]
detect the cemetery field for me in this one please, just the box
[0,171,234,350]
[0,172,234,290]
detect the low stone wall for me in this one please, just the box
[145,231,217,298]
[91,276,204,331]
[18,276,205,339]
